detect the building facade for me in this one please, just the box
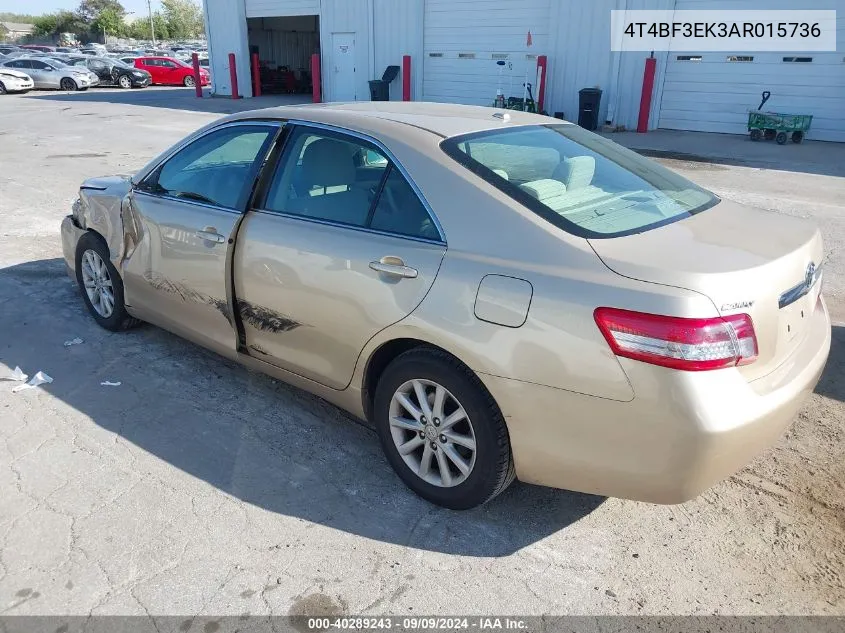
[203,0,845,141]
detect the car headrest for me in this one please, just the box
[301,139,356,188]
[554,155,595,190]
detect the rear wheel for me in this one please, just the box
[373,348,515,509]
[749,129,762,141]
[776,132,788,145]
[184,75,196,88]
[118,74,133,89]
[0,82,6,95]
[60,77,78,91]
[75,232,141,332]
[792,131,804,144]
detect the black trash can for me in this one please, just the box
[578,87,602,131]
[369,80,389,100]
[369,64,400,101]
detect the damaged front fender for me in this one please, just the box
[74,175,134,269]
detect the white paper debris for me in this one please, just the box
[10,366,28,382]
[100,381,122,387]
[64,337,84,347]
[12,371,53,393]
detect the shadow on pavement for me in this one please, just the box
[25,86,311,115]
[814,325,844,403]
[0,258,604,557]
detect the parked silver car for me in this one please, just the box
[0,57,93,90]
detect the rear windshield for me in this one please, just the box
[441,124,718,238]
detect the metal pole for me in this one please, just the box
[147,0,156,46]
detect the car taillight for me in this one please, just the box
[594,308,758,371]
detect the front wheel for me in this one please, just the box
[373,348,515,509]
[792,131,804,144]
[60,77,78,91]
[75,232,141,332]
[749,129,762,141]
[776,131,788,145]
[0,82,6,95]
[118,75,133,89]
[184,75,196,88]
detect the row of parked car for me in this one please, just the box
[0,43,210,95]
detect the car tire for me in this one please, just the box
[0,82,6,95]
[75,232,142,332]
[118,75,132,89]
[373,348,515,510]
[60,77,78,91]
[183,75,196,88]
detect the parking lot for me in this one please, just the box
[0,86,843,617]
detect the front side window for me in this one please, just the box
[145,125,276,210]
[441,125,717,238]
[263,127,440,241]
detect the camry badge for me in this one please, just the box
[721,300,755,311]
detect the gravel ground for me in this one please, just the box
[0,88,842,617]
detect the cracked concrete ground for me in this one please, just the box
[0,87,843,617]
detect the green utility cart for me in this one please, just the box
[747,91,813,145]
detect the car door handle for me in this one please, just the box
[195,229,226,244]
[369,257,418,279]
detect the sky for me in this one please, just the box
[0,0,161,17]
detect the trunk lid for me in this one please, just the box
[589,199,824,381]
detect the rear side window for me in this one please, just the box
[441,125,717,238]
[262,126,441,241]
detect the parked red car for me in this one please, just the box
[133,56,209,87]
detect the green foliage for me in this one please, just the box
[32,11,86,39]
[77,0,126,23]
[91,7,125,38]
[0,12,39,23]
[160,0,204,39]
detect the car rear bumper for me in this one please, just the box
[480,295,831,503]
[61,214,86,279]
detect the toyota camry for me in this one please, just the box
[60,103,831,509]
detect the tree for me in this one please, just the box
[0,12,39,23]
[160,0,204,39]
[91,7,124,40]
[77,0,125,23]
[32,11,85,39]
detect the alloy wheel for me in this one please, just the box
[60,78,76,91]
[80,249,115,318]
[184,76,195,87]
[388,379,477,487]
[119,75,132,89]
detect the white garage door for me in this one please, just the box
[659,2,845,142]
[423,0,550,105]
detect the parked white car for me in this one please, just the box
[0,68,34,94]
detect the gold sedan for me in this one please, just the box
[61,103,831,509]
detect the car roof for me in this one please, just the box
[224,102,568,139]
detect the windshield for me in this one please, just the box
[441,124,718,238]
[47,59,69,68]
[111,59,133,69]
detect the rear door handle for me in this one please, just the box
[195,229,226,244]
[369,256,418,279]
